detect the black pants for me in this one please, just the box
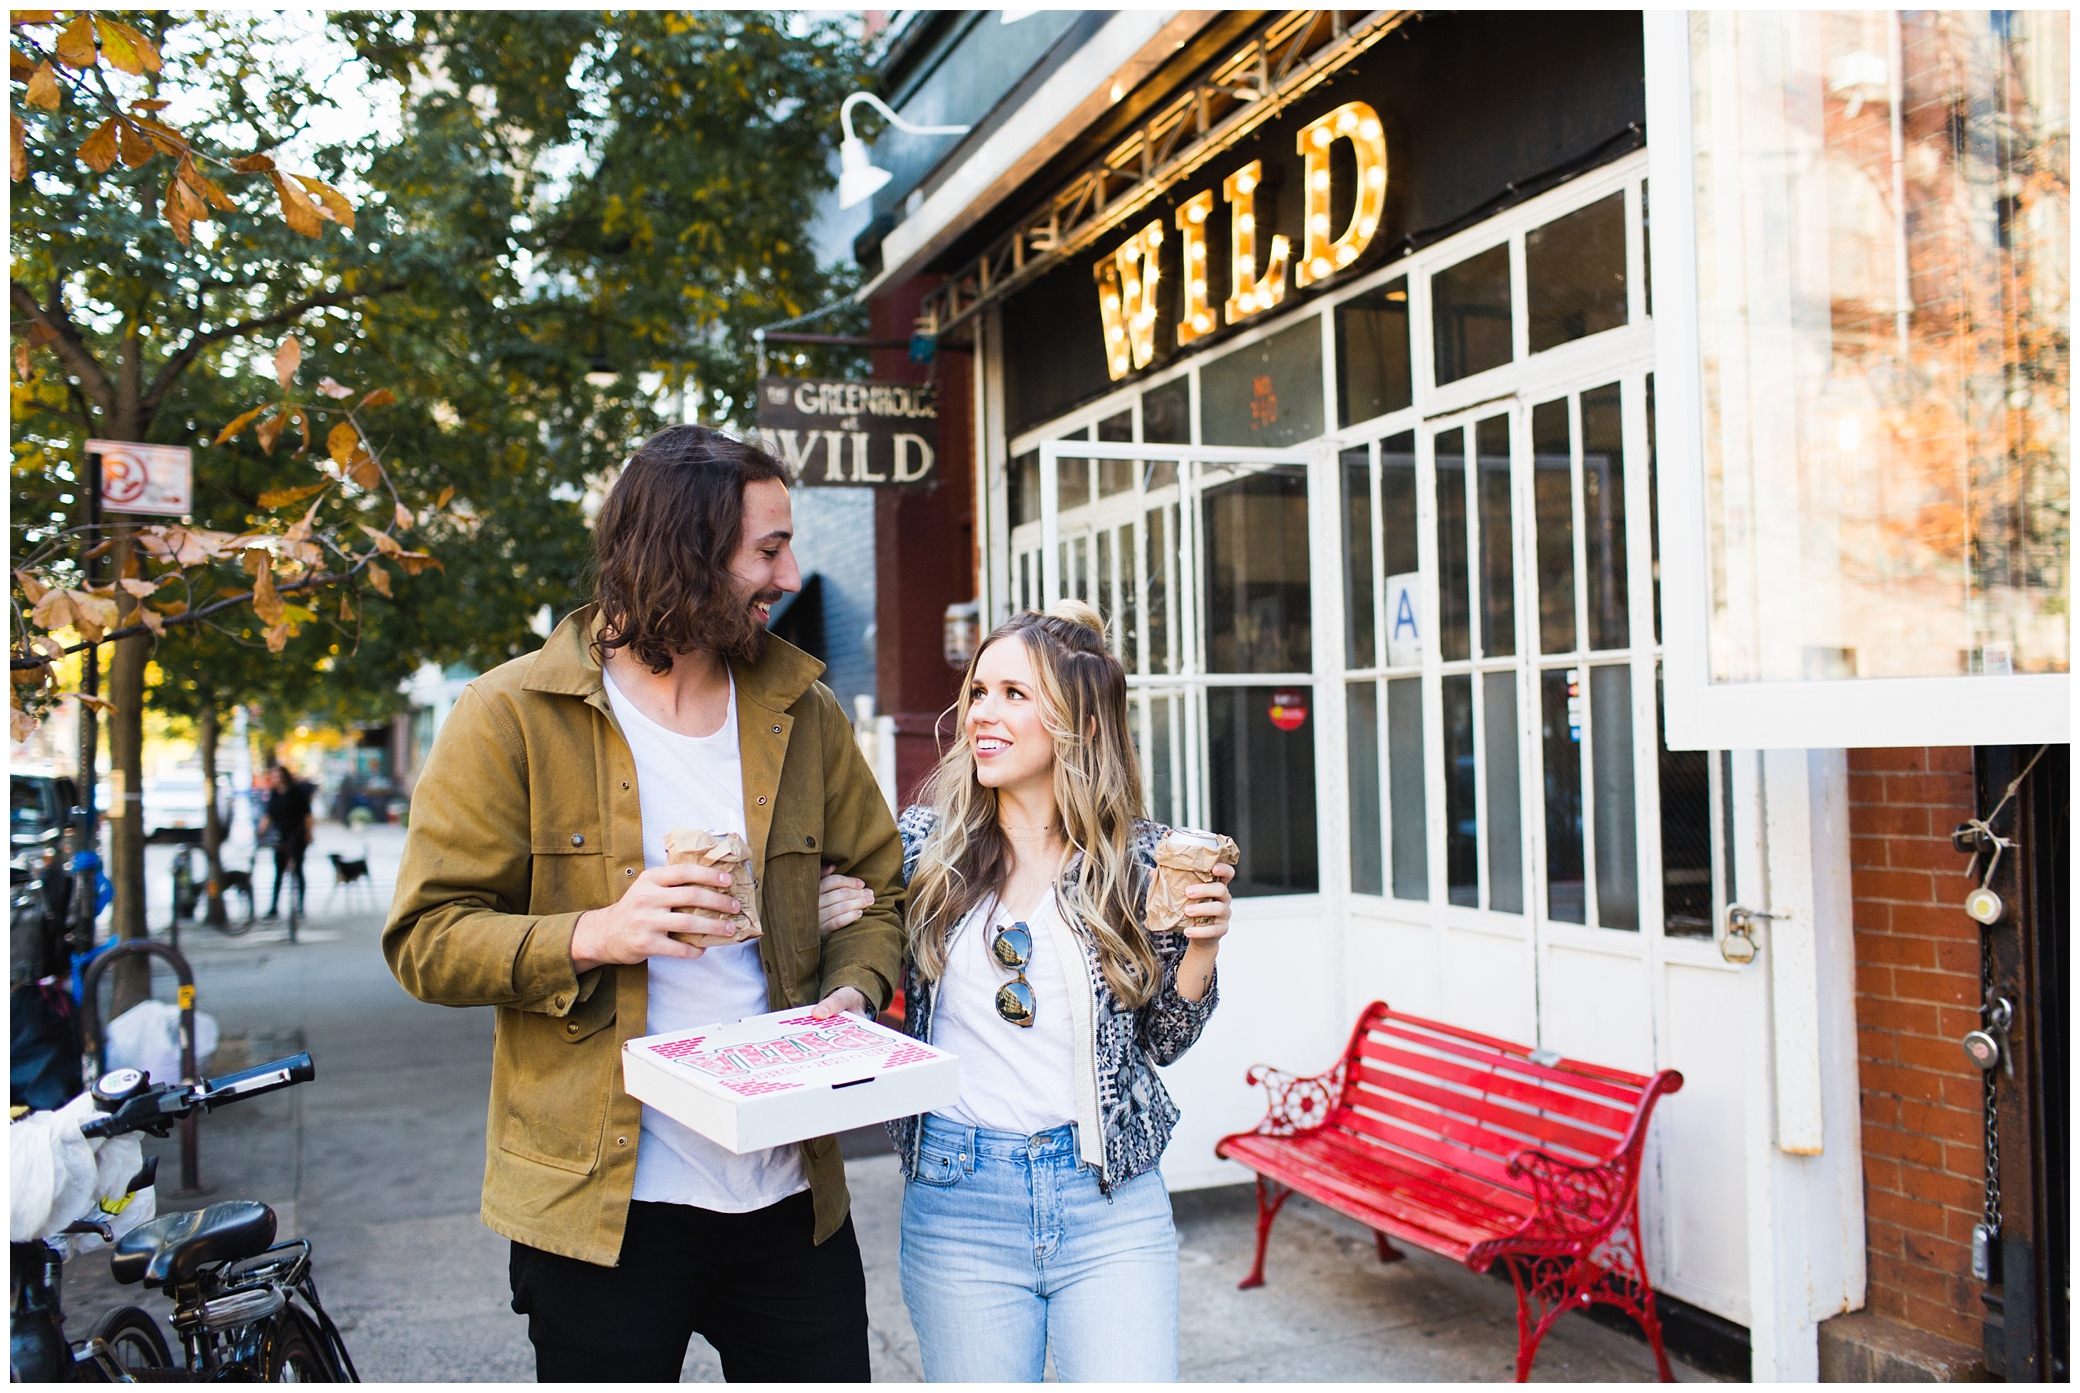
[508,1192,871,1383]
[267,842,306,915]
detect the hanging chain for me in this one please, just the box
[1980,934,2001,1235]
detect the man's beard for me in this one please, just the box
[688,587,783,664]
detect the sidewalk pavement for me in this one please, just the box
[67,823,1716,1382]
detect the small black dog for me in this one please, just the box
[328,851,371,894]
[215,864,255,922]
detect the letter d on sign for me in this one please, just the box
[893,433,934,483]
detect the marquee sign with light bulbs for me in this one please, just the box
[1093,101,1388,382]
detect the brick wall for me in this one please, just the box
[1848,747,1984,1348]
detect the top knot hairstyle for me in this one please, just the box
[590,426,788,673]
[905,599,1161,1007]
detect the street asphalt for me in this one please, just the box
[64,823,1716,1382]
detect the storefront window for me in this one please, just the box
[1435,428,1472,660]
[1201,317,1325,448]
[1582,383,1629,651]
[1347,681,1382,896]
[1484,671,1525,915]
[1532,399,1577,654]
[1686,9,2070,683]
[1387,677,1427,901]
[1432,243,1513,384]
[1008,450,1040,530]
[1209,686,1318,897]
[1342,446,1376,669]
[1141,378,1191,446]
[1657,675,1715,938]
[1476,416,1516,658]
[1541,667,1586,923]
[1202,468,1311,673]
[1590,663,1639,931]
[1336,276,1413,425]
[1097,410,1134,498]
[1526,192,1629,353]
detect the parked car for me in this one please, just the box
[142,770,234,843]
[10,768,79,979]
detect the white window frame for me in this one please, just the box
[1643,11,2070,750]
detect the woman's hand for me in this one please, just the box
[816,862,876,938]
[1175,862,1233,1002]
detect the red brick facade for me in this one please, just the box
[1848,747,1984,1347]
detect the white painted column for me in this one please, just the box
[1737,749,1866,1379]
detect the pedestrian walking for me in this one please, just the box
[258,764,313,920]
[384,425,903,1383]
[885,600,1234,1382]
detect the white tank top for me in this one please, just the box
[929,889,1082,1135]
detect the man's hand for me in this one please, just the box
[570,862,742,974]
[810,986,871,1020]
[816,863,876,938]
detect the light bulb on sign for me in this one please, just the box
[1293,100,1389,288]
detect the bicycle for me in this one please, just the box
[9,1053,359,1382]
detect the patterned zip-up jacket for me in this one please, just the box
[886,805,1219,1191]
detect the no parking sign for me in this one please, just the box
[87,440,192,516]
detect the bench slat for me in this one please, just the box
[1355,1037,1637,1135]
[1365,1018,1645,1105]
[1303,1126,1535,1225]
[1220,1133,1524,1256]
[1330,1103,1530,1195]
[1375,1008,1651,1095]
[1350,1059,1618,1163]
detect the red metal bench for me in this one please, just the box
[1215,1001,1685,1382]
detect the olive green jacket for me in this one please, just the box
[383,607,903,1265]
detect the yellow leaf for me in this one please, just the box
[435,485,454,509]
[326,421,359,465]
[130,98,170,112]
[160,172,193,246]
[28,635,63,662]
[115,117,152,168]
[268,171,323,238]
[349,457,380,490]
[214,405,266,446]
[29,587,76,632]
[257,481,326,510]
[134,117,186,158]
[315,376,353,400]
[359,387,396,410]
[117,576,157,597]
[255,411,285,455]
[394,551,441,577]
[10,113,25,182]
[294,174,354,230]
[284,496,322,543]
[359,524,404,558]
[363,563,391,598]
[138,606,164,637]
[251,563,285,625]
[8,51,35,81]
[14,568,48,604]
[73,692,115,714]
[149,598,186,618]
[77,118,116,172]
[52,13,92,67]
[24,58,58,108]
[394,501,413,530]
[240,547,269,575]
[263,622,290,653]
[93,18,157,75]
[72,592,119,641]
[274,335,301,391]
[230,152,275,173]
[178,157,234,213]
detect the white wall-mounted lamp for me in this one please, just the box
[838,91,972,210]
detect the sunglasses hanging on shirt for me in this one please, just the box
[991,921,1035,1027]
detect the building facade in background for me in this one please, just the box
[843,10,2068,1381]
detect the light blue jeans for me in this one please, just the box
[899,1116,1179,1382]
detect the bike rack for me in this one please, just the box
[79,940,202,1194]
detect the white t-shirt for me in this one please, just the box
[930,889,1080,1136]
[601,667,807,1212]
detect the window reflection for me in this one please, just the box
[1435,428,1471,661]
[1097,410,1134,498]
[1208,686,1318,897]
[1387,676,1427,901]
[1342,446,1376,668]
[1590,663,1637,930]
[1582,383,1629,650]
[1059,454,1093,512]
[1542,667,1585,924]
[1009,451,1041,530]
[1142,378,1191,446]
[1203,469,1311,673]
[1526,192,1628,353]
[1347,681,1382,896]
[1336,276,1413,425]
[1443,674,1477,907]
[1380,432,1419,665]
[1476,415,1516,657]
[1144,504,1175,675]
[1432,244,1513,385]
[1484,671,1524,914]
[1202,317,1325,448]
[1657,675,1714,938]
[1532,399,1577,653]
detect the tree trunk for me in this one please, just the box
[109,523,151,1017]
[199,697,226,928]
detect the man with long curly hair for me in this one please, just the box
[385,426,903,1381]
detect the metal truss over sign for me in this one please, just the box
[913,9,1413,340]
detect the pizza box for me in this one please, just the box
[621,1009,960,1155]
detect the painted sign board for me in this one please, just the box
[87,440,192,516]
[1385,571,1422,668]
[754,376,939,487]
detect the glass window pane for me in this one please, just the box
[1688,11,2070,681]
[1202,317,1326,448]
[1119,525,1140,675]
[1096,412,1134,499]
[1347,681,1383,896]
[1208,685,1319,897]
[1541,667,1585,923]
[1145,505,1172,675]
[1150,693,1176,827]
[1657,674,1713,937]
[1336,276,1413,425]
[1010,451,1041,530]
[1442,674,1477,907]
[1431,243,1513,385]
[1646,373,1660,643]
[1098,410,1132,442]
[1590,663,1638,931]
[1203,469,1311,674]
[1380,432,1419,666]
[1526,191,1628,353]
[1142,378,1191,446]
[1096,529,1114,632]
[1533,398,1577,653]
[1017,551,1031,612]
[1483,671,1523,914]
[1060,456,1093,513]
[1435,429,1471,661]
[1582,383,1629,650]
[1387,676,1428,901]
[1476,415,1516,658]
[1342,446,1376,668]
[1072,536,1089,601]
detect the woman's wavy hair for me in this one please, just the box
[905,600,1160,1007]
[590,426,788,673]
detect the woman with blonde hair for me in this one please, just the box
[877,599,1233,1382]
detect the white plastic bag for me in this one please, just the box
[9,1094,100,1242]
[104,999,220,1087]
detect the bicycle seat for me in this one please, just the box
[111,1201,277,1287]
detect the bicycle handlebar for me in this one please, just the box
[78,1052,316,1139]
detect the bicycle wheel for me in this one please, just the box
[81,1305,172,1379]
[262,1311,337,1382]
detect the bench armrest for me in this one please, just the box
[1505,1146,1639,1244]
[1241,1059,1347,1137]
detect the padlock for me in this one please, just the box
[1971,1223,1997,1282]
[1960,1029,2001,1071]
[1963,885,2004,925]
